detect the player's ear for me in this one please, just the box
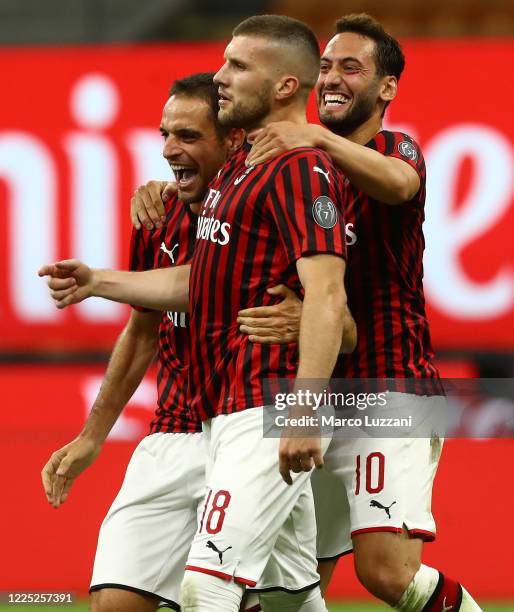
[275,75,300,100]
[225,128,246,153]
[379,75,397,105]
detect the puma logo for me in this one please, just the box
[206,540,232,564]
[234,166,255,185]
[313,166,330,183]
[160,242,178,264]
[442,597,453,611]
[369,499,397,519]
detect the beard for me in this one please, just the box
[218,83,273,131]
[319,86,378,137]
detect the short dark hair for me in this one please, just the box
[169,72,227,139]
[233,15,320,92]
[335,14,405,81]
[233,14,320,62]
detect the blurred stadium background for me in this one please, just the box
[0,0,512,609]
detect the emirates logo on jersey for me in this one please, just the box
[196,215,231,246]
[204,188,222,211]
[197,187,231,246]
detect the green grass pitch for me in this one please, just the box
[0,601,513,611]
[327,604,514,612]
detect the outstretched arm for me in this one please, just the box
[38,259,190,312]
[247,122,419,204]
[41,309,161,508]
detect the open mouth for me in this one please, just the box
[171,164,199,190]
[218,91,231,107]
[323,92,351,109]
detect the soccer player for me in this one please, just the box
[180,16,349,612]
[241,14,482,612]
[41,73,247,612]
[40,15,351,612]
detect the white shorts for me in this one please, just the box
[313,393,444,560]
[185,407,328,592]
[90,432,207,609]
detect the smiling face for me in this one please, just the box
[214,35,276,131]
[316,32,385,136]
[160,95,228,204]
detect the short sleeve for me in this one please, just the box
[265,149,347,267]
[385,133,425,179]
[128,225,157,312]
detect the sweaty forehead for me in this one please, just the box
[322,32,376,66]
[162,96,212,130]
[225,35,277,65]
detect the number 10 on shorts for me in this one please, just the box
[355,452,385,495]
[199,489,232,534]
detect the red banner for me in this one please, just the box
[0,363,512,598]
[0,40,512,351]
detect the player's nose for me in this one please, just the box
[163,137,183,160]
[214,63,228,86]
[324,67,344,88]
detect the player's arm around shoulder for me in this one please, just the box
[130,180,177,231]
[315,129,421,205]
[247,122,419,204]
[246,121,324,166]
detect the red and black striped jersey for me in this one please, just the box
[189,144,347,421]
[129,193,201,433]
[335,130,439,380]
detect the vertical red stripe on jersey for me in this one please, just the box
[129,194,201,433]
[335,131,438,381]
[189,145,346,421]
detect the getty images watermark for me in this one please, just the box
[261,378,514,438]
[273,389,413,429]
